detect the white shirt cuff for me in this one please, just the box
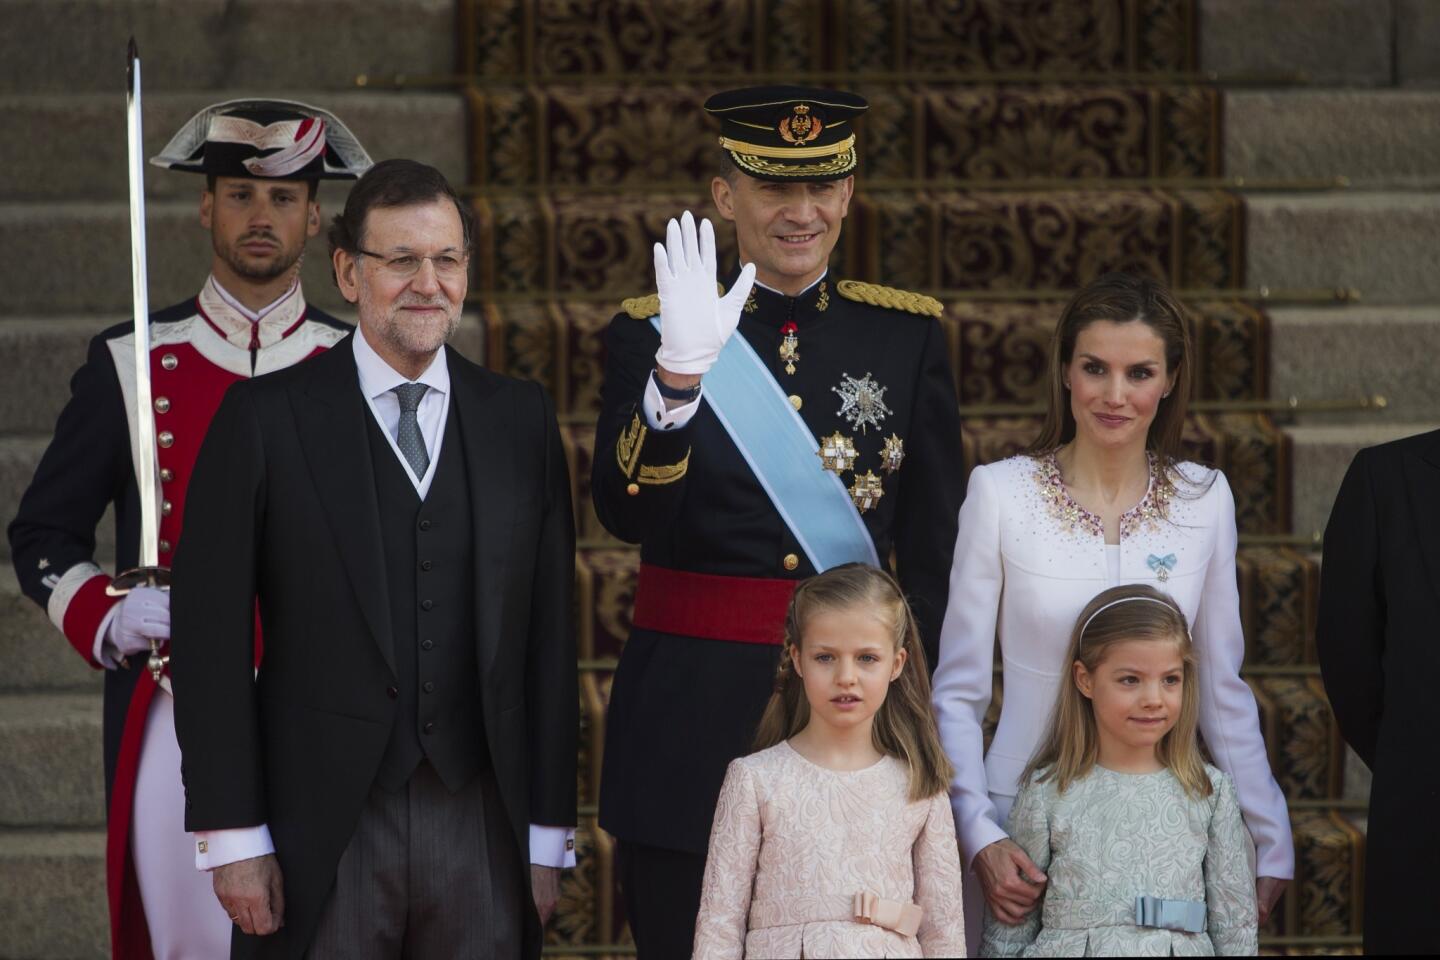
[529,824,577,869]
[195,823,276,871]
[92,604,123,669]
[643,372,701,431]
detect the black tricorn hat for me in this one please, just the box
[150,99,372,181]
[704,85,868,182]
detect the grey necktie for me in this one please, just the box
[391,382,430,478]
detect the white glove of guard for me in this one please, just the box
[653,210,757,376]
[107,585,170,660]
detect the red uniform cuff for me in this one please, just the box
[61,575,119,666]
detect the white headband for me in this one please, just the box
[1080,596,1188,639]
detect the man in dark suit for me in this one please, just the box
[170,159,577,959]
[1316,427,1440,954]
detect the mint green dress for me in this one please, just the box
[980,764,1258,957]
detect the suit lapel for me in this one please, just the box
[1406,432,1440,604]
[292,337,396,676]
[447,349,511,675]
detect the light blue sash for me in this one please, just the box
[651,316,878,571]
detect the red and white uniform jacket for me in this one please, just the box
[7,275,348,958]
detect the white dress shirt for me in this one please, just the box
[642,272,827,431]
[930,454,1295,880]
[195,326,575,870]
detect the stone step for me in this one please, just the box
[469,82,1220,188]
[1206,0,1440,88]
[0,570,102,694]
[1,0,455,94]
[0,90,468,203]
[1287,422,1440,538]
[0,693,105,828]
[0,317,118,434]
[1200,0,1392,86]
[1225,91,1440,188]
[1270,306,1440,423]
[0,830,107,959]
[1244,192,1440,304]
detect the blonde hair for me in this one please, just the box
[753,563,954,802]
[1022,583,1212,798]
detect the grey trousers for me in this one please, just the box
[307,761,524,959]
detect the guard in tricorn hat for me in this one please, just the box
[591,85,966,956]
[9,99,369,959]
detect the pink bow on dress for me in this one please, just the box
[852,891,923,937]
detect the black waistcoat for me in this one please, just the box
[365,401,487,792]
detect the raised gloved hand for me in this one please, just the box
[107,585,170,660]
[653,210,757,377]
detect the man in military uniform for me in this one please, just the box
[8,100,370,959]
[592,86,965,955]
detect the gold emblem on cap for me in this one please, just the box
[817,432,858,474]
[849,470,884,513]
[779,104,823,145]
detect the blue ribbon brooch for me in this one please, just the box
[1147,553,1178,582]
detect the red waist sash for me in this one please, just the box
[631,564,796,646]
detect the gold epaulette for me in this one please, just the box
[836,280,944,318]
[622,294,660,319]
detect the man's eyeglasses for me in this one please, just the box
[355,248,470,280]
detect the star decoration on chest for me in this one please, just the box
[831,372,892,435]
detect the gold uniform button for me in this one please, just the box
[783,553,799,571]
[158,539,172,553]
[788,395,802,410]
[161,500,173,517]
[160,468,174,483]
[154,396,170,414]
[158,431,174,448]
[626,483,640,496]
[160,353,178,371]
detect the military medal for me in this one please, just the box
[880,434,905,473]
[832,372,892,435]
[1147,553,1177,582]
[779,322,800,375]
[849,470,884,513]
[817,432,858,473]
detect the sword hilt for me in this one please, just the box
[108,565,172,682]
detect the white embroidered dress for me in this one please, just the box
[693,741,968,958]
[931,455,1293,880]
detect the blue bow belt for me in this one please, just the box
[1135,895,1207,933]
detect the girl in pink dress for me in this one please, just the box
[692,564,968,958]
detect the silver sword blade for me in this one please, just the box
[126,38,161,570]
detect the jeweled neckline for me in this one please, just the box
[1034,451,1173,540]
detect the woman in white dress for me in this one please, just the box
[930,273,1292,952]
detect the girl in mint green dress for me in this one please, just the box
[980,585,1258,957]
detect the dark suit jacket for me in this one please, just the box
[1316,427,1440,954]
[169,337,577,959]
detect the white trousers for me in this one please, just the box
[963,792,1016,958]
[130,691,234,959]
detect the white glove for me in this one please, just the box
[653,210,757,376]
[107,585,170,660]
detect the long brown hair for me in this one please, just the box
[1026,272,1196,487]
[1022,583,1212,798]
[753,564,954,802]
